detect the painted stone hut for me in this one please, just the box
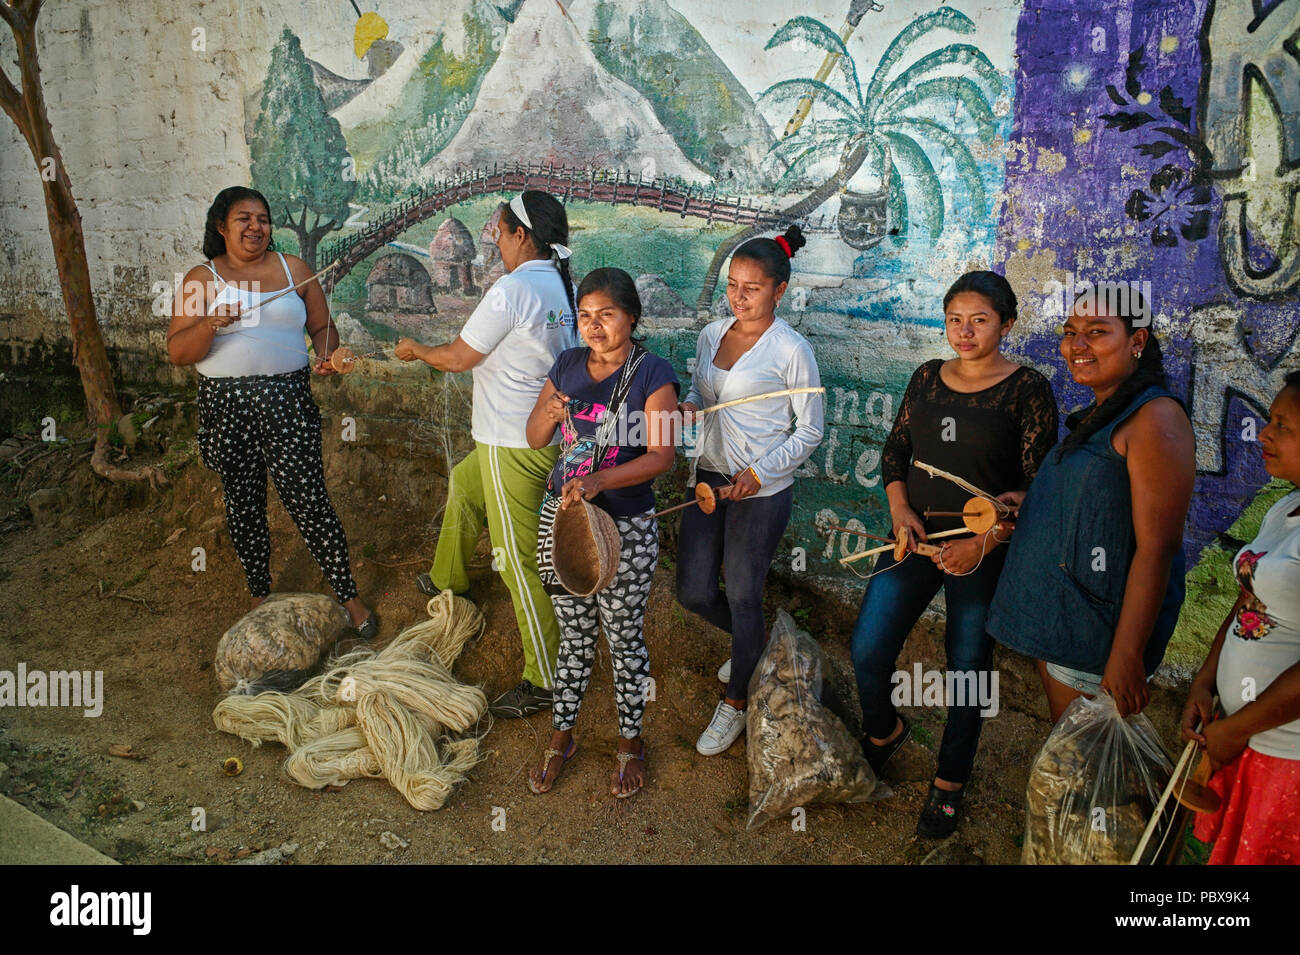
[429,218,477,295]
[636,274,688,317]
[365,253,436,313]
[474,237,506,292]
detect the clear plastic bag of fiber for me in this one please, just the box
[745,609,879,829]
[1022,692,1175,865]
[214,593,352,694]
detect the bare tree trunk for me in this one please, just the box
[297,233,319,273]
[0,1,164,488]
[289,214,338,273]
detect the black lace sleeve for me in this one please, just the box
[1016,369,1060,485]
[881,362,932,486]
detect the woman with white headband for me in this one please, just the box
[396,190,578,718]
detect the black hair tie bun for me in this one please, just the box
[782,224,807,257]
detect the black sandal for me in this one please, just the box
[355,612,379,641]
[916,782,965,838]
[860,713,911,775]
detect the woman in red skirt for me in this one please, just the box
[1181,370,1300,864]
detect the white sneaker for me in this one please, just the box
[696,700,745,756]
[717,659,731,684]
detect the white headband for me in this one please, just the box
[509,193,572,260]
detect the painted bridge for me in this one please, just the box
[318,162,835,291]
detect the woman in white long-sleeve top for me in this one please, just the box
[676,225,825,756]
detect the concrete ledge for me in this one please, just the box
[0,795,118,865]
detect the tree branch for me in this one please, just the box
[0,0,42,32]
[0,65,27,134]
[0,1,33,144]
[0,5,27,33]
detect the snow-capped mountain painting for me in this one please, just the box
[421,0,711,182]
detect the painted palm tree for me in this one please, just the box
[762,6,1002,246]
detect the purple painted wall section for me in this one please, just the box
[998,0,1300,556]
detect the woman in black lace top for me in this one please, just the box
[850,270,1058,838]
[881,353,1059,538]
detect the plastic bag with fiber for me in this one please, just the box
[215,593,351,694]
[745,609,878,829]
[1022,693,1175,865]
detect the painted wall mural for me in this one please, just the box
[227,0,1297,617]
[234,0,1022,581]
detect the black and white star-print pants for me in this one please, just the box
[196,369,358,603]
[549,511,657,739]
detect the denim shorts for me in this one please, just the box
[1044,662,1104,695]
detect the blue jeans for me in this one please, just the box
[850,546,1006,785]
[675,470,792,701]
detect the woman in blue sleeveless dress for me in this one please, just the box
[988,283,1195,720]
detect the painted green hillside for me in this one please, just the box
[346,12,505,200]
[573,0,777,186]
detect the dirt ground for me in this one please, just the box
[0,410,1196,866]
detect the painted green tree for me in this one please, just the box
[250,27,355,270]
[762,7,1002,240]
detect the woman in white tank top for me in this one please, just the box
[167,186,375,639]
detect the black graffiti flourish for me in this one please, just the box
[1101,52,1214,248]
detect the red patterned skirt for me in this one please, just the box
[1193,745,1300,865]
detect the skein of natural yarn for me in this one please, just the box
[314,655,487,732]
[213,692,326,750]
[284,727,383,789]
[357,690,485,811]
[211,590,489,810]
[384,590,485,668]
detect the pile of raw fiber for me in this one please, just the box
[1022,694,1174,864]
[212,590,490,811]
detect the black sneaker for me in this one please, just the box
[916,783,965,838]
[489,680,554,719]
[860,713,911,776]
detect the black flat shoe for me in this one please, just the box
[415,573,438,597]
[489,680,553,719]
[355,612,379,641]
[860,713,911,776]
[916,783,965,838]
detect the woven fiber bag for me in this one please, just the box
[551,498,621,597]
